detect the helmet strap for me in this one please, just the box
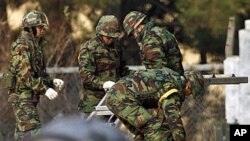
[31,27,37,36]
[133,25,144,38]
[97,34,104,41]
[27,27,39,47]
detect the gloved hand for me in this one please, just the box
[53,78,64,90]
[103,81,115,91]
[45,88,58,100]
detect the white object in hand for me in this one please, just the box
[45,88,58,100]
[53,78,64,90]
[103,81,115,91]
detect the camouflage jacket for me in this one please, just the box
[136,21,184,75]
[78,36,129,90]
[8,31,53,102]
[110,67,186,108]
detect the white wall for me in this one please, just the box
[225,19,250,124]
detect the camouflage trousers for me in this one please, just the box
[118,110,175,141]
[11,102,41,140]
[162,95,186,141]
[78,88,105,113]
[106,91,186,141]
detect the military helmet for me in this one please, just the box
[96,15,120,38]
[184,71,205,98]
[22,10,49,29]
[123,11,146,36]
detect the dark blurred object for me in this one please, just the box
[26,115,128,141]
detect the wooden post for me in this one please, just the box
[225,17,236,58]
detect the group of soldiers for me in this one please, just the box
[5,9,205,141]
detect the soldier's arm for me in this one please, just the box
[118,60,131,77]
[13,44,50,94]
[158,82,186,141]
[165,34,184,75]
[116,45,134,76]
[78,45,104,90]
[142,35,165,69]
[38,43,53,87]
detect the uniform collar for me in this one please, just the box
[95,35,115,49]
[21,30,40,42]
[136,21,155,42]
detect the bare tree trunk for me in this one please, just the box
[0,1,7,22]
[200,49,207,64]
[0,1,11,69]
[225,17,235,58]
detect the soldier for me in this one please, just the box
[123,11,184,75]
[122,11,185,140]
[78,15,130,115]
[6,10,64,140]
[106,68,205,141]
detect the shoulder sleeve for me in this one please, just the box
[78,40,104,90]
[158,82,179,107]
[12,43,49,94]
[141,31,165,69]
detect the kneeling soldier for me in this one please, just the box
[106,68,205,141]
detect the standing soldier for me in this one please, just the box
[123,11,184,75]
[5,10,64,140]
[78,15,130,115]
[106,68,205,141]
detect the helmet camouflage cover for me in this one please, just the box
[184,71,205,98]
[123,11,146,36]
[22,10,49,29]
[96,15,120,38]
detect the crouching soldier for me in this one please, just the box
[106,68,205,141]
[77,15,130,116]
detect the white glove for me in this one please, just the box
[103,81,115,91]
[45,88,58,100]
[53,78,64,90]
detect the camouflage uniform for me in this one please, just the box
[78,15,129,113]
[106,68,205,141]
[123,11,184,75]
[7,10,53,140]
[122,11,185,140]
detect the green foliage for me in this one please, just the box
[177,0,238,38]
[73,0,120,9]
[238,1,250,15]
[176,0,239,59]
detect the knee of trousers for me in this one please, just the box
[18,121,41,132]
[106,93,122,112]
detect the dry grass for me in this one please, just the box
[182,85,225,141]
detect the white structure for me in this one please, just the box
[225,19,250,124]
[224,57,240,124]
[238,19,250,124]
